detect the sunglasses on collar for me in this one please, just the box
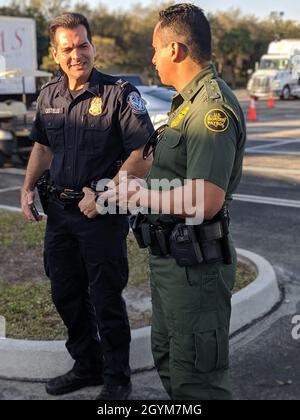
[143,124,168,160]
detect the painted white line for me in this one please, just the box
[246,150,300,156]
[246,138,300,152]
[234,193,300,208]
[247,137,296,142]
[243,166,300,175]
[247,120,300,127]
[0,186,22,193]
[246,139,300,152]
[0,168,26,175]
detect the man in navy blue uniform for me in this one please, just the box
[21,13,153,400]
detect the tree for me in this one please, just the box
[40,0,70,20]
[93,35,124,71]
[40,46,57,73]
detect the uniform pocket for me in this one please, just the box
[157,128,185,169]
[195,326,229,373]
[44,116,65,151]
[164,129,182,148]
[81,119,111,156]
[184,267,218,311]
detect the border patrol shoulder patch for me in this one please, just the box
[127,91,146,114]
[204,108,229,133]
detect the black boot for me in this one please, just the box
[45,364,103,395]
[96,382,132,400]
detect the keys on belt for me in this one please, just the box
[58,188,84,202]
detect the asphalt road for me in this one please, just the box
[0,92,300,400]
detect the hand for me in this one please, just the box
[78,187,98,219]
[100,176,148,213]
[21,188,42,222]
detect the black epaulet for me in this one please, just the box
[97,71,131,89]
[115,79,131,90]
[40,75,62,91]
[203,78,223,101]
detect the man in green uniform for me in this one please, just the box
[101,3,246,400]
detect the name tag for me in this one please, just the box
[44,108,64,114]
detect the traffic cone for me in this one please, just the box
[268,92,275,109]
[248,96,257,122]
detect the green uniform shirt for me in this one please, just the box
[147,64,246,207]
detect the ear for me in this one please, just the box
[52,47,60,65]
[170,42,187,63]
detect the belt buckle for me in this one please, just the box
[59,188,74,201]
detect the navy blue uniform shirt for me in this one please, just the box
[30,68,154,189]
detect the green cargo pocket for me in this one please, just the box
[194,326,229,373]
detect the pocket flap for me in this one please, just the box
[84,116,110,132]
[43,115,64,129]
[194,326,229,373]
[164,129,182,148]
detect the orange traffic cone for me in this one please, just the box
[268,92,275,109]
[248,96,257,121]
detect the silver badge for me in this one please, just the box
[127,92,146,115]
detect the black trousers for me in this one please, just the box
[44,201,131,385]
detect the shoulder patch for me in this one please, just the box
[127,91,146,114]
[204,108,229,133]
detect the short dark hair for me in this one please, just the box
[50,13,92,47]
[158,3,211,65]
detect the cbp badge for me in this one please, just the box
[89,97,103,116]
[127,92,146,115]
[204,108,229,133]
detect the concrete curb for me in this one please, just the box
[0,327,153,381]
[0,242,280,380]
[0,205,22,213]
[230,248,280,335]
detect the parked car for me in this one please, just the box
[137,85,175,128]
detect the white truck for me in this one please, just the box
[0,16,39,166]
[247,39,300,100]
[0,16,37,96]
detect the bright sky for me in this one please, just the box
[0,0,300,22]
[83,0,300,22]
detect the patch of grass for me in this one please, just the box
[234,262,257,294]
[0,209,256,340]
[127,235,150,287]
[0,209,46,249]
[0,280,66,340]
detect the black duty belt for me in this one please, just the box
[54,187,85,203]
[130,209,232,266]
